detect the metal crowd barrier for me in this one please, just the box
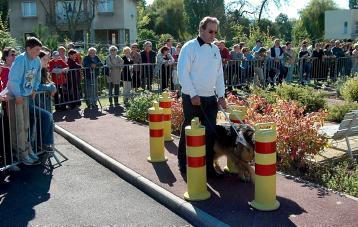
[0,92,65,172]
[48,56,358,107]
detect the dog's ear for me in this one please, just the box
[243,128,255,147]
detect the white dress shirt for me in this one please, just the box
[178,37,225,98]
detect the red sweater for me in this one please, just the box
[0,66,10,92]
[220,47,231,64]
[49,59,68,85]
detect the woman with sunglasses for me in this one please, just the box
[0,48,16,92]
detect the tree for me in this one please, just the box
[275,13,293,41]
[183,0,225,35]
[0,13,16,50]
[147,0,186,40]
[0,0,8,23]
[349,0,358,9]
[292,19,310,46]
[58,0,98,41]
[257,0,289,23]
[299,0,337,42]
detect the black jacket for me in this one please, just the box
[121,55,134,81]
[140,50,156,64]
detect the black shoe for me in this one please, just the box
[207,169,225,179]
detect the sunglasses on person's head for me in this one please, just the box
[208,30,218,34]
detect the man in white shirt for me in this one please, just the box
[177,16,227,178]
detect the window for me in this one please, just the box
[21,1,37,17]
[344,21,348,34]
[56,1,84,22]
[98,0,113,13]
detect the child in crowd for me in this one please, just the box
[49,51,69,111]
[7,37,42,165]
[30,50,56,153]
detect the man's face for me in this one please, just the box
[201,23,218,44]
[257,42,261,47]
[69,54,76,61]
[145,44,152,52]
[287,44,292,49]
[275,40,280,47]
[302,45,307,50]
[131,46,138,52]
[89,50,96,57]
[27,46,42,59]
[167,40,172,47]
[335,42,340,47]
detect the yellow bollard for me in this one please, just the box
[249,122,280,211]
[159,92,173,142]
[147,101,167,163]
[224,106,247,174]
[184,117,211,201]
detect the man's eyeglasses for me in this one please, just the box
[208,30,218,34]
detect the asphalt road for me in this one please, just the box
[0,134,190,227]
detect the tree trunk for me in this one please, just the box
[258,0,268,23]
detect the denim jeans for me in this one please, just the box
[29,104,54,147]
[285,65,294,83]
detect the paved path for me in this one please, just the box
[54,108,358,227]
[0,134,189,227]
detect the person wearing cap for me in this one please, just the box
[49,50,69,111]
[177,16,226,178]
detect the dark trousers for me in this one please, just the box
[54,85,67,110]
[0,103,12,167]
[178,94,218,174]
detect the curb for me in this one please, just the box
[55,124,229,227]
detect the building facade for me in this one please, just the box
[8,0,137,45]
[325,9,358,40]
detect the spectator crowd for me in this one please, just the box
[1,36,358,169]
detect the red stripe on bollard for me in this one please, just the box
[187,156,206,168]
[231,119,240,124]
[150,129,163,137]
[160,102,171,108]
[255,142,276,154]
[163,114,171,121]
[186,135,205,147]
[255,164,276,176]
[149,114,163,122]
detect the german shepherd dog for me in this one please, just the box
[212,123,255,183]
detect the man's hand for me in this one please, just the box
[191,96,201,106]
[218,97,227,109]
[31,91,36,99]
[91,63,97,69]
[15,97,24,105]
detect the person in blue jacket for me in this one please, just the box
[7,37,42,165]
[83,47,103,109]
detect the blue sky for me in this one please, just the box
[145,0,349,20]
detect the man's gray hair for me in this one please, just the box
[144,41,152,47]
[199,16,220,32]
[109,45,118,52]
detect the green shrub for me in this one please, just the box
[341,76,358,102]
[126,92,159,122]
[326,102,358,123]
[275,83,326,113]
[249,85,278,104]
[303,159,358,197]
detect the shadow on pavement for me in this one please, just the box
[106,106,125,116]
[164,141,178,155]
[0,164,52,226]
[191,176,306,226]
[151,162,177,187]
[83,108,106,120]
[53,109,82,123]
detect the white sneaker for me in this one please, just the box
[28,151,39,161]
[21,155,38,165]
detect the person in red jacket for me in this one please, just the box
[218,40,232,90]
[0,48,16,92]
[49,51,68,111]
